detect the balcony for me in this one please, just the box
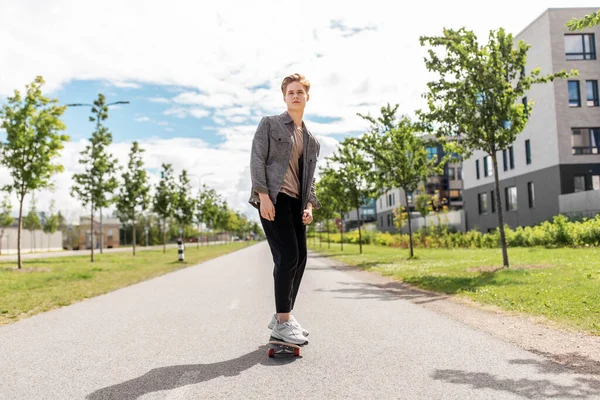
[559,189,600,218]
[572,146,600,155]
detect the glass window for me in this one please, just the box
[572,128,600,155]
[528,182,535,208]
[525,139,531,165]
[593,175,600,191]
[483,156,490,177]
[448,167,455,180]
[491,190,496,213]
[476,159,480,180]
[509,146,515,169]
[505,186,517,211]
[574,175,586,192]
[503,149,508,171]
[587,80,599,107]
[426,147,438,161]
[569,81,581,107]
[565,34,596,60]
[457,167,462,180]
[522,97,529,116]
[478,193,489,215]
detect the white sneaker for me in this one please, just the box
[271,320,308,345]
[268,314,309,336]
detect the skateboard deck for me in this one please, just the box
[267,336,302,357]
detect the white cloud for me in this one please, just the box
[163,107,188,118]
[135,116,150,122]
[189,108,211,119]
[148,97,170,103]
[110,81,141,89]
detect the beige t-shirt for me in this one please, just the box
[280,124,304,199]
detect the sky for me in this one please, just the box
[0,0,597,224]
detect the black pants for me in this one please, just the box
[259,192,307,313]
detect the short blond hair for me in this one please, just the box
[281,73,310,94]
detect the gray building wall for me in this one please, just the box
[464,8,600,232]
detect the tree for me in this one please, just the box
[116,141,150,256]
[567,10,599,30]
[316,166,348,249]
[173,170,196,241]
[318,163,355,252]
[358,104,440,258]
[419,27,575,268]
[196,184,219,245]
[0,76,68,269]
[43,200,59,251]
[0,194,14,255]
[23,193,41,253]
[153,163,177,253]
[415,188,432,246]
[71,93,120,262]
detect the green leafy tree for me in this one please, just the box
[196,185,220,244]
[316,167,347,249]
[419,27,575,268]
[173,170,196,241]
[415,188,432,246]
[358,104,440,258]
[153,163,178,253]
[116,141,150,256]
[0,76,68,268]
[23,193,41,253]
[567,10,599,30]
[318,163,354,251]
[0,194,14,255]
[43,200,59,251]
[71,94,120,262]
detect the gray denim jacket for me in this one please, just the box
[249,111,321,213]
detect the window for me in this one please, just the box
[593,175,600,191]
[457,167,462,180]
[491,190,496,213]
[392,193,396,206]
[380,216,383,226]
[587,80,599,107]
[407,192,413,205]
[522,97,529,117]
[565,34,596,60]
[476,159,480,179]
[509,146,515,169]
[478,193,489,215]
[483,156,490,177]
[568,81,581,107]
[448,167,455,180]
[574,175,586,192]
[450,190,462,201]
[503,149,508,171]
[387,194,392,207]
[505,186,517,211]
[572,128,600,155]
[527,182,535,208]
[525,139,531,165]
[380,198,382,209]
[426,147,438,161]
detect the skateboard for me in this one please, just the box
[267,336,302,357]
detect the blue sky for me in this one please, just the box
[1,0,597,223]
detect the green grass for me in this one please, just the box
[308,241,600,335]
[0,242,253,325]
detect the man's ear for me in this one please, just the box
[306,93,310,102]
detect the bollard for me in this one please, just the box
[177,239,185,261]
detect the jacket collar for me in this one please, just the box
[280,111,312,137]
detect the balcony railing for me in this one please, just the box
[572,146,600,155]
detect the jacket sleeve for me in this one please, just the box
[308,141,321,210]
[250,117,270,199]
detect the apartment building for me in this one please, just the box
[464,8,600,232]
[374,142,464,233]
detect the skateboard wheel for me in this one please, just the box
[294,348,300,357]
[268,348,275,358]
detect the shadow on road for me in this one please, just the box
[432,364,600,399]
[314,280,450,305]
[86,345,297,400]
[512,351,600,376]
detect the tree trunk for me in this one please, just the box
[423,217,427,248]
[491,151,510,268]
[132,215,136,256]
[405,191,414,258]
[18,193,24,269]
[356,205,363,255]
[163,218,167,254]
[90,205,95,263]
[327,220,331,249]
[339,211,344,251]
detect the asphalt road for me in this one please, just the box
[1,242,598,399]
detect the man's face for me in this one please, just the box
[284,81,309,111]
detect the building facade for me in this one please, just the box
[464,8,600,232]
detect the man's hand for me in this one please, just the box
[259,193,275,221]
[302,205,313,225]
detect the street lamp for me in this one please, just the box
[66,99,130,253]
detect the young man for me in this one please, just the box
[248,73,321,345]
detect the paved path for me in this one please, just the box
[1,242,598,399]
